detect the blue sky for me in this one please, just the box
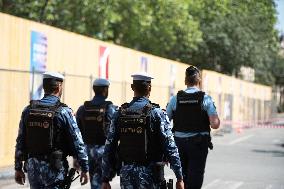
[275,0,284,33]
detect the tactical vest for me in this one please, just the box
[80,101,112,145]
[25,100,64,155]
[118,102,163,164]
[173,91,210,132]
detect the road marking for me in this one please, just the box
[71,185,81,189]
[203,179,221,189]
[204,180,243,189]
[265,184,273,189]
[273,139,280,143]
[228,181,243,189]
[228,134,254,145]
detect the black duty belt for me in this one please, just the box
[175,134,209,142]
[122,161,150,166]
[28,154,50,161]
[28,154,67,161]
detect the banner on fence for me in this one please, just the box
[140,56,148,72]
[99,46,110,79]
[30,30,47,100]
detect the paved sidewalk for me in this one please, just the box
[0,166,13,180]
[0,166,14,189]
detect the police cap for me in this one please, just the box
[93,78,110,87]
[131,72,154,82]
[43,71,64,82]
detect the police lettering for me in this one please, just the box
[120,127,143,134]
[28,121,50,128]
[179,100,198,104]
[30,112,53,117]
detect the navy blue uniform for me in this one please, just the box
[76,95,116,189]
[15,95,89,188]
[102,97,183,189]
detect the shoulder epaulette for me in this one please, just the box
[150,103,160,108]
[103,101,113,107]
[83,100,92,107]
[120,103,129,109]
[54,102,68,113]
[29,100,40,108]
[60,103,68,107]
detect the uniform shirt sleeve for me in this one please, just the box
[104,103,117,134]
[15,107,29,171]
[106,104,117,121]
[166,95,177,121]
[102,111,119,181]
[203,94,218,116]
[154,109,183,180]
[61,107,89,172]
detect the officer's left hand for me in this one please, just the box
[80,171,89,185]
[176,179,184,189]
[15,170,25,185]
[101,182,111,189]
[73,158,80,171]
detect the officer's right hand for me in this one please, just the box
[101,182,111,189]
[80,171,89,185]
[73,158,80,171]
[15,170,25,185]
[176,179,184,189]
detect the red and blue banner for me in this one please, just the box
[99,46,110,79]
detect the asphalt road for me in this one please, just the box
[203,127,284,189]
[1,127,284,189]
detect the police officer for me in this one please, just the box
[101,72,184,189]
[14,72,89,188]
[166,66,220,189]
[76,78,116,189]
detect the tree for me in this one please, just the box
[0,0,281,85]
[188,0,280,85]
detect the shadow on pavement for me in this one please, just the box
[252,149,284,157]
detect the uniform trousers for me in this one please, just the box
[87,145,105,189]
[119,163,166,189]
[26,158,67,189]
[175,135,208,189]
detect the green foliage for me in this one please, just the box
[189,0,281,85]
[0,0,282,86]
